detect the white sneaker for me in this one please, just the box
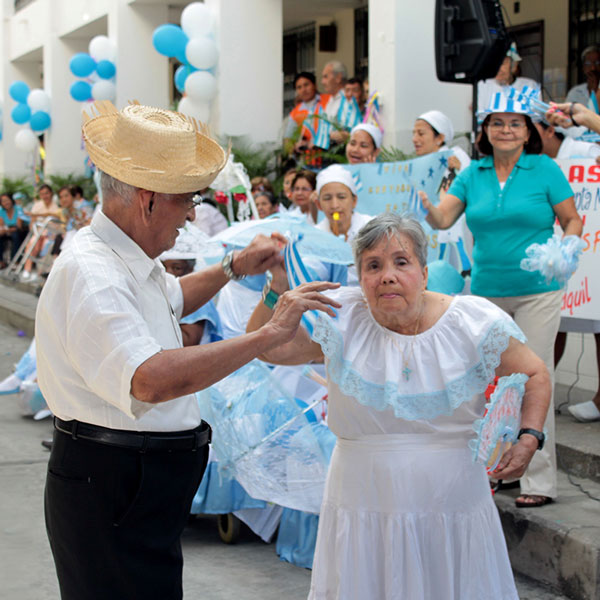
[20,271,31,281]
[568,400,600,422]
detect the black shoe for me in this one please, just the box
[41,438,53,451]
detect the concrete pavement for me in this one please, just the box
[0,320,574,599]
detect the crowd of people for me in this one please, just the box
[1,40,599,600]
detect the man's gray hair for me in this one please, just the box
[352,213,428,277]
[326,60,347,82]
[581,45,600,62]
[99,171,139,205]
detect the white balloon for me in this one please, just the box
[15,128,38,152]
[92,80,116,101]
[27,89,51,112]
[89,35,117,62]
[185,36,218,70]
[184,70,217,102]
[178,97,210,122]
[181,2,214,38]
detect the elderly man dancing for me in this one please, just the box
[36,101,339,600]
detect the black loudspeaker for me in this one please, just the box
[319,24,337,53]
[435,0,510,84]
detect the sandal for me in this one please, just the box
[515,494,553,508]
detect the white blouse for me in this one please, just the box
[311,287,525,440]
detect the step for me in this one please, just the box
[0,278,38,338]
[495,471,600,600]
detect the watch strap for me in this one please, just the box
[262,280,280,309]
[518,428,545,451]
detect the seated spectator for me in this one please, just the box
[287,170,317,224]
[254,191,279,219]
[56,186,92,252]
[250,176,274,196]
[477,42,540,114]
[0,193,28,266]
[566,45,600,114]
[344,77,366,116]
[284,72,329,168]
[281,168,298,207]
[21,184,62,281]
[345,123,382,164]
[536,120,600,161]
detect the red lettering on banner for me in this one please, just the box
[569,165,585,182]
[595,230,600,252]
[589,165,600,182]
[561,277,593,316]
[567,164,600,183]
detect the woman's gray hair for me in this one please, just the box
[352,213,428,276]
[99,171,139,205]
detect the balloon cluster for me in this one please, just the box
[9,81,52,152]
[152,2,218,123]
[69,35,117,103]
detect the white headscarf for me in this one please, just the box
[417,110,454,145]
[316,164,357,196]
[350,123,383,148]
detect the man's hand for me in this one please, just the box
[231,233,287,277]
[490,436,538,480]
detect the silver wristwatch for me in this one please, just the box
[221,250,245,281]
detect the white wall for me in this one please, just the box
[207,0,283,143]
[369,0,472,153]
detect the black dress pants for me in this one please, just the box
[45,428,209,600]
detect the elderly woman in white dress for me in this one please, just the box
[247,213,550,599]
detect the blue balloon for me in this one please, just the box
[152,24,188,58]
[11,103,31,124]
[174,65,197,93]
[96,60,116,79]
[30,111,51,132]
[69,53,96,78]
[9,81,30,103]
[70,80,92,102]
[426,260,465,295]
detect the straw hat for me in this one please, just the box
[82,101,227,194]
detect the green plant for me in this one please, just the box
[225,136,278,181]
[378,146,415,163]
[1,176,35,203]
[47,174,97,202]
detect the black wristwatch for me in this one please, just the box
[517,428,545,451]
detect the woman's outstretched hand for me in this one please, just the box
[266,281,341,344]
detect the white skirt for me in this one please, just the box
[308,434,518,600]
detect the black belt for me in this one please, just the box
[54,417,211,452]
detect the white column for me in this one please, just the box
[369,0,472,152]
[206,0,283,143]
[108,0,169,109]
[1,60,41,179]
[43,36,89,176]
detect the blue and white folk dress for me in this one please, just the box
[307,287,525,600]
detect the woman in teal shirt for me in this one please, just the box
[0,193,27,265]
[420,94,582,509]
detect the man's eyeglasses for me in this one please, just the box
[584,60,600,67]
[183,194,203,209]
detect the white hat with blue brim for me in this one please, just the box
[477,86,541,122]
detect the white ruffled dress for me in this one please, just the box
[308,288,525,600]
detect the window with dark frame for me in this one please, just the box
[354,6,369,83]
[568,0,600,89]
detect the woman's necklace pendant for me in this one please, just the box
[402,365,412,381]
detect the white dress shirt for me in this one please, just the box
[36,210,201,432]
[324,90,344,122]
